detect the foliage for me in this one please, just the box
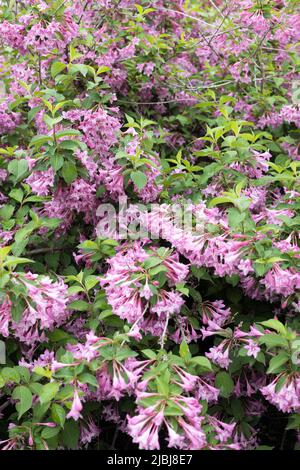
[0,0,299,450]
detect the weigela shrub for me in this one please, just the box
[0,0,299,450]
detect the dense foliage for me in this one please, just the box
[0,0,299,451]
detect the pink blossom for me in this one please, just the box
[66,389,83,421]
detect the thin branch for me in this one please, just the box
[25,247,61,256]
[159,312,170,349]
[53,0,68,16]
[119,74,282,106]
[150,7,215,28]
[208,0,226,19]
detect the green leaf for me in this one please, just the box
[141,349,157,359]
[175,283,189,296]
[56,129,81,139]
[286,414,300,430]
[131,170,147,190]
[0,245,11,260]
[97,66,110,74]
[51,404,66,428]
[164,404,184,416]
[98,309,113,320]
[69,63,91,77]
[41,217,61,229]
[50,153,64,171]
[51,61,67,78]
[78,373,98,387]
[69,45,81,62]
[0,204,14,220]
[41,426,60,439]
[209,196,235,207]
[215,372,234,398]
[29,135,52,147]
[179,340,191,361]
[58,140,81,151]
[61,161,78,184]
[144,256,162,269]
[227,207,246,229]
[28,106,42,122]
[267,352,289,374]
[84,275,98,291]
[253,262,269,277]
[68,300,90,311]
[43,115,63,129]
[14,222,36,244]
[39,382,60,404]
[7,159,28,179]
[0,374,5,388]
[0,272,10,288]
[259,334,289,349]
[148,265,168,276]
[12,385,33,419]
[2,367,20,383]
[33,366,52,378]
[11,298,26,323]
[47,329,75,343]
[61,421,79,449]
[260,319,287,336]
[67,285,85,295]
[9,188,23,203]
[191,356,213,372]
[156,376,169,396]
[3,256,33,268]
[231,398,245,420]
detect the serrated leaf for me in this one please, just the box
[7,159,28,179]
[61,421,79,449]
[267,352,289,374]
[61,161,78,184]
[179,340,191,361]
[260,319,287,336]
[12,385,32,419]
[84,275,98,291]
[39,382,60,404]
[51,403,66,428]
[50,153,64,171]
[68,300,90,311]
[259,334,289,349]
[215,372,234,398]
[51,61,67,78]
[191,356,212,372]
[131,170,147,190]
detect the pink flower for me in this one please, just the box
[165,422,185,448]
[25,167,55,196]
[66,389,83,421]
[80,418,100,445]
[244,340,261,358]
[261,375,300,413]
[206,344,231,369]
[0,298,11,337]
[127,407,162,450]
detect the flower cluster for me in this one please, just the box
[0,0,299,452]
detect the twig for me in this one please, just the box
[77,0,90,25]
[149,7,215,27]
[119,74,281,106]
[208,0,226,19]
[280,428,287,450]
[25,247,60,256]
[159,312,170,349]
[121,302,149,346]
[38,54,42,86]
[53,0,68,16]
[110,427,119,450]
